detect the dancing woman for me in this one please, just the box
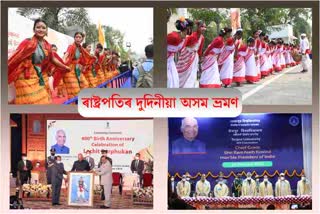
[199,35,224,88]
[8,19,70,104]
[82,43,98,88]
[245,37,258,83]
[63,32,95,99]
[167,17,193,88]
[177,20,206,88]
[218,27,234,87]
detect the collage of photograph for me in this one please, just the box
[0,1,319,214]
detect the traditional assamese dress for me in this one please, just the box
[8,36,61,104]
[218,37,235,86]
[199,36,224,88]
[233,44,247,83]
[63,43,94,99]
[167,31,185,88]
[244,44,258,83]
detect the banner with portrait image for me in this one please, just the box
[47,119,153,172]
[168,114,307,179]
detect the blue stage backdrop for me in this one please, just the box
[168,114,304,178]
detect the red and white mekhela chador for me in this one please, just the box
[167,32,185,88]
[177,33,204,88]
[284,46,291,68]
[259,42,269,77]
[255,39,261,80]
[245,44,258,83]
[199,36,224,88]
[279,44,286,69]
[272,45,282,72]
[218,37,235,86]
[266,44,274,74]
[233,44,247,83]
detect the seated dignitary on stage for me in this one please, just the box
[172,117,206,154]
[214,180,229,198]
[259,175,274,196]
[195,174,211,196]
[51,156,67,206]
[241,172,257,196]
[176,175,191,197]
[275,173,292,196]
[71,153,90,172]
[297,174,311,196]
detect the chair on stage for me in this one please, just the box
[112,172,123,195]
[143,173,153,187]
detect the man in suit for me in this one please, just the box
[51,156,67,206]
[51,129,70,154]
[17,154,33,198]
[17,154,33,186]
[46,148,56,185]
[95,156,113,209]
[85,150,95,170]
[130,153,144,186]
[71,153,90,172]
[169,176,177,195]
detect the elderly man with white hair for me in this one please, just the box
[196,174,211,196]
[51,129,70,154]
[171,117,206,154]
[299,33,311,72]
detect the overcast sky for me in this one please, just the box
[87,8,153,56]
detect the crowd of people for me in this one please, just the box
[167,17,311,88]
[8,19,125,104]
[15,149,146,209]
[169,172,311,198]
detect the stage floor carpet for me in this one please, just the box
[10,187,152,209]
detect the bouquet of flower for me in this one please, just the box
[22,184,52,198]
[133,186,153,204]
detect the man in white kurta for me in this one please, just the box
[176,177,191,197]
[214,181,229,198]
[299,33,311,72]
[259,176,274,196]
[95,156,113,208]
[241,172,257,196]
[275,173,291,196]
[297,176,311,196]
[195,174,211,196]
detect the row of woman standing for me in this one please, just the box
[167,18,302,88]
[8,18,120,104]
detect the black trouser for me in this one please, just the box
[52,179,62,204]
[101,185,105,200]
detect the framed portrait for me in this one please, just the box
[67,172,94,206]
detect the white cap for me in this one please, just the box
[301,33,306,37]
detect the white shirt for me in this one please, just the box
[300,38,310,54]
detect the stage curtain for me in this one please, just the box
[301,114,312,185]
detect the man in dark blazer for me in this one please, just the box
[46,148,56,185]
[169,176,177,195]
[130,153,144,186]
[17,154,33,186]
[51,156,67,206]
